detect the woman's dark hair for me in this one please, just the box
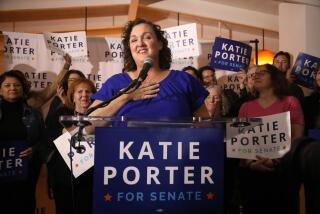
[182,66,201,79]
[61,69,86,96]
[198,65,216,83]
[65,78,96,110]
[0,70,31,98]
[259,64,289,98]
[121,18,172,72]
[273,51,291,66]
[314,67,320,91]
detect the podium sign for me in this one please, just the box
[93,127,224,214]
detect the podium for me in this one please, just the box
[59,116,261,214]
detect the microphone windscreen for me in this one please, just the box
[143,57,153,66]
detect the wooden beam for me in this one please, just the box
[86,26,124,37]
[52,26,125,37]
[128,0,140,21]
[0,3,278,36]
[137,5,173,22]
[87,5,129,18]
[0,4,129,22]
[139,0,163,5]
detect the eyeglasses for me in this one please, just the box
[68,78,77,82]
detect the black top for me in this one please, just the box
[45,96,92,186]
[288,83,304,104]
[303,91,320,131]
[0,99,27,140]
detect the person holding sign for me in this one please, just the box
[303,66,320,130]
[27,54,73,111]
[237,64,304,214]
[299,65,320,214]
[273,51,304,103]
[182,65,200,80]
[238,65,257,103]
[198,65,240,117]
[89,18,215,119]
[0,70,45,214]
[45,78,96,214]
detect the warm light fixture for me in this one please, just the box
[257,29,273,65]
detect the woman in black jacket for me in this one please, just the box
[0,70,45,214]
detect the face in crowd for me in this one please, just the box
[273,53,290,73]
[253,66,271,92]
[67,79,96,113]
[201,69,217,87]
[0,70,30,103]
[61,70,86,96]
[184,68,198,79]
[68,73,83,88]
[253,64,288,97]
[0,76,23,102]
[246,66,257,91]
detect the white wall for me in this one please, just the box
[279,3,320,61]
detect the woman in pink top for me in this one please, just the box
[237,64,304,214]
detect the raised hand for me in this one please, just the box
[63,53,72,66]
[56,84,66,104]
[286,68,296,84]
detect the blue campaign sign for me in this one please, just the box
[210,37,252,71]
[308,129,320,140]
[0,140,29,183]
[93,127,224,214]
[292,52,320,89]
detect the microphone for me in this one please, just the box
[137,57,153,83]
[85,58,153,115]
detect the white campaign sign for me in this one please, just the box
[53,130,95,178]
[3,31,243,96]
[44,31,88,57]
[226,112,291,159]
[164,23,199,59]
[3,32,123,91]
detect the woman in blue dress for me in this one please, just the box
[89,18,217,119]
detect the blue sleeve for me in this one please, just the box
[91,80,114,101]
[175,70,208,112]
[188,74,209,112]
[91,73,128,101]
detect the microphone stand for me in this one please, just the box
[70,76,142,154]
[65,63,146,214]
[85,78,140,116]
[86,58,153,116]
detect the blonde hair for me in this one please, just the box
[65,78,97,110]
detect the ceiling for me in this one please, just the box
[0,0,319,33]
[201,0,320,15]
[1,0,319,14]
[202,0,281,14]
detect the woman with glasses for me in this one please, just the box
[237,64,304,214]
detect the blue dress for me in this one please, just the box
[91,70,208,118]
